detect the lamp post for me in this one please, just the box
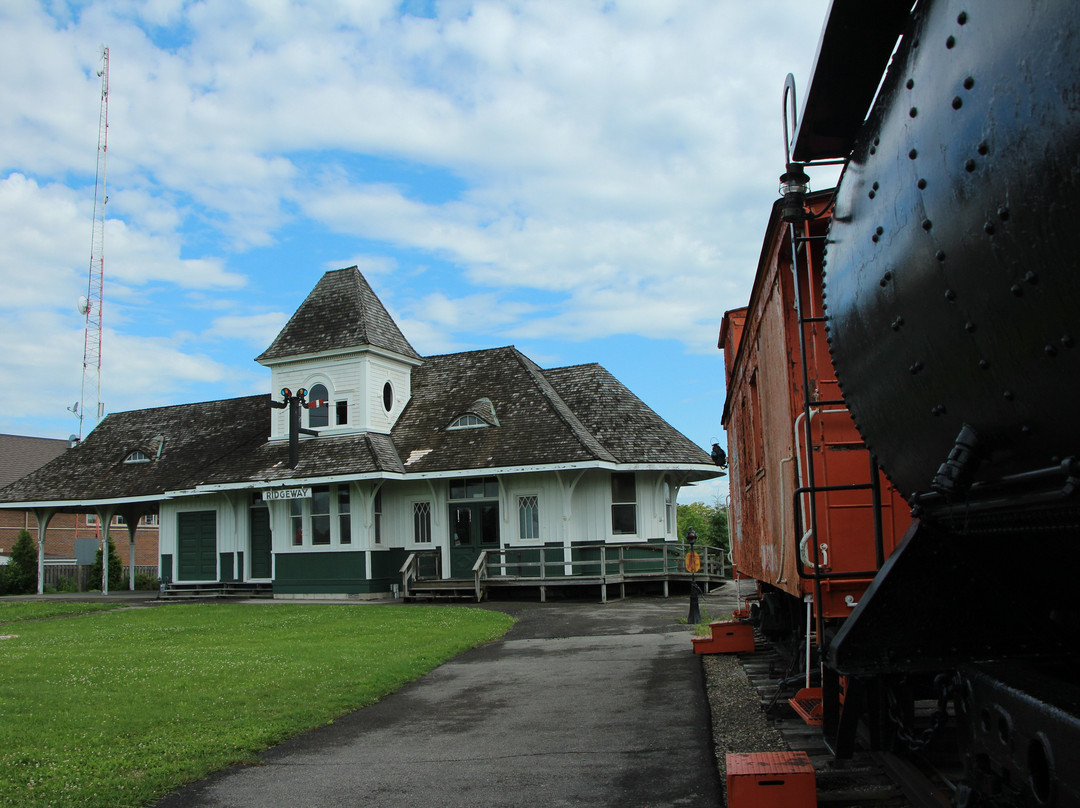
[686,527,702,625]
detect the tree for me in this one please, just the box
[88,538,124,591]
[677,499,729,551]
[7,529,38,595]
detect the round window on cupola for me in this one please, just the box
[382,381,394,412]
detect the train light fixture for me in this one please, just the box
[686,527,702,625]
[779,162,811,223]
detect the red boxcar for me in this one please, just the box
[719,190,911,627]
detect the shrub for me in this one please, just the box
[133,572,160,591]
[7,529,38,594]
[54,576,79,593]
[87,539,124,591]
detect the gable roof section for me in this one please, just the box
[544,363,712,465]
[0,434,68,489]
[391,346,619,474]
[0,396,269,505]
[256,267,421,363]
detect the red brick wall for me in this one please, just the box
[0,511,159,566]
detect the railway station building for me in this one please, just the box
[0,268,721,597]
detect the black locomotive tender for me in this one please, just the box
[761,0,1080,805]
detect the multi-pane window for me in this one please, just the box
[448,413,485,430]
[518,495,539,540]
[308,383,329,428]
[338,486,351,544]
[373,489,382,544]
[449,476,499,500]
[311,486,331,545]
[291,499,304,546]
[289,485,351,546]
[413,502,432,543]
[611,472,637,535]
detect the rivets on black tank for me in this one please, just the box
[984,221,996,235]
[1063,335,1075,348]
[1003,390,1015,401]
[952,96,963,110]
[963,76,975,90]
[946,35,956,49]
[935,250,947,262]
[891,316,905,331]
[909,361,923,374]
[998,206,1010,221]
[1011,283,1024,297]
[979,359,990,370]
[909,148,919,160]
[965,321,977,333]
[917,178,927,190]
[931,404,946,416]
[906,78,915,90]
[1021,425,1032,436]
[965,158,977,172]
[1045,344,1058,357]
[872,225,884,244]
[909,107,919,118]
[1025,271,1039,285]
[957,11,968,25]
[944,289,956,301]
[880,270,893,286]
[921,218,933,231]
[977,141,989,156]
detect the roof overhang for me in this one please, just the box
[792,0,913,162]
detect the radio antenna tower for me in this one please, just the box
[76,46,109,440]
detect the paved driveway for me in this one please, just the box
[153,595,723,808]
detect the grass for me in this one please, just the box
[0,602,515,808]
[0,602,127,625]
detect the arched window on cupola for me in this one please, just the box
[308,383,329,428]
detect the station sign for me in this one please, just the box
[262,487,312,501]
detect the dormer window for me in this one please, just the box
[448,414,487,430]
[308,384,329,428]
[124,450,150,464]
[447,398,499,431]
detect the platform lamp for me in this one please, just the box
[686,527,702,626]
[779,162,810,223]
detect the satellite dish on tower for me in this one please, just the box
[77,296,90,315]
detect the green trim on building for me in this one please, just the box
[275,551,373,594]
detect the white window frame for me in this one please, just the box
[412,501,432,544]
[286,484,354,549]
[517,494,541,542]
[610,472,638,537]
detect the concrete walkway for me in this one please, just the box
[153,594,724,808]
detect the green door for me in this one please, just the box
[250,507,272,579]
[178,511,217,581]
[450,502,499,578]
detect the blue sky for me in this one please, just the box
[0,0,835,504]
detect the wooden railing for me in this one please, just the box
[482,542,726,581]
[399,550,442,599]
[472,551,488,602]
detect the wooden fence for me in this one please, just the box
[42,565,159,591]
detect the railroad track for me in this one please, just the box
[735,638,956,808]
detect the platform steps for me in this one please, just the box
[162,582,274,600]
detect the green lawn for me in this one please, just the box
[0,602,514,808]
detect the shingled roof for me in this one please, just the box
[256,267,421,363]
[0,345,714,507]
[0,397,268,504]
[0,434,68,488]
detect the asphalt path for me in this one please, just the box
[152,594,724,808]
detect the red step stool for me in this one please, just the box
[726,751,816,808]
[691,620,754,654]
